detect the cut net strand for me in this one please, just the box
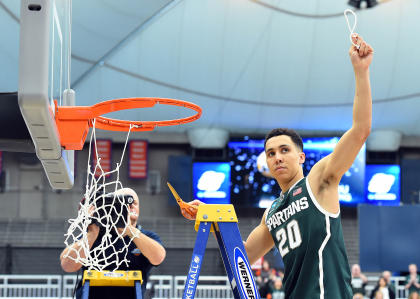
[344,9,360,49]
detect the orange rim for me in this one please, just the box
[55,97,202,150]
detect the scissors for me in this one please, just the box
[167,182,198,218]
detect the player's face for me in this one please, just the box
[265,135,305,182]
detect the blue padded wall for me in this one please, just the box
[359,205,420,271]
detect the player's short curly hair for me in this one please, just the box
[264,128,303,152]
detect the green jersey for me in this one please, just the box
[406,274,420,294]
[265,177,352,299]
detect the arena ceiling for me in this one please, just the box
[1,0,419,144]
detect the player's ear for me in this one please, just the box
[299,152,305,164]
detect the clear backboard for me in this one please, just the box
[18,0,74,189]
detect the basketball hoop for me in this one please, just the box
[55,97,202,150]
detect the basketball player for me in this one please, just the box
[183,34,373,298]
[60,188,166,298]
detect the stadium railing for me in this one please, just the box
[0,275,61,298]
[174,276,233,299]
[0,274,410,298]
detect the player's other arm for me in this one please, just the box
[308,35,373,211]
[60,223,99,272]
[244,211,274,265]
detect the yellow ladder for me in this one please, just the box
[81,270,143,299]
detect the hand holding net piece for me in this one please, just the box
[344,9,360,49]
[167,182,198,219]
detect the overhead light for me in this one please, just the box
[188,128,229,149]
[348,0,378,9]
[367,130,402,152]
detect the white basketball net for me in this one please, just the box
[63,121,138,272]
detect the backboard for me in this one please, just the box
[18,0,74,189]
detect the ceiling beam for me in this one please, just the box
[0,1,19,22]
[72,0,183,89]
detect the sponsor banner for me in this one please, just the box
[92,140,112,178]
[234,247,260,299]
[128,140,148,179]
[184,254,203,299]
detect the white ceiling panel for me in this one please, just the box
[1,0,419,140]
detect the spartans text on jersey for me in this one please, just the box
[266,197,309,231]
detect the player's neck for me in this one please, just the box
[278,172,304,195]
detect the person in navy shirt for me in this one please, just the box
[60,188,166,298]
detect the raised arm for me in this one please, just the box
[321,34,373,181]
[308,34,373,212]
